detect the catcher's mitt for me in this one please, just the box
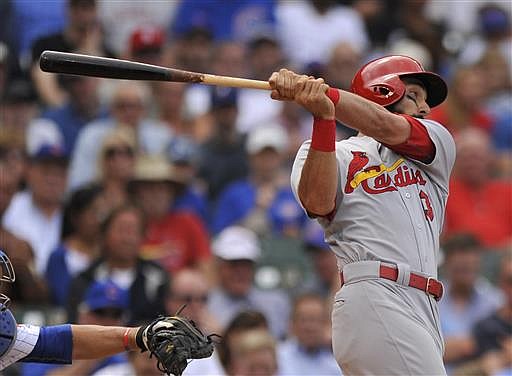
[136,313,217,376]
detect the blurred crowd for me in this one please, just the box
[0,0,511,375]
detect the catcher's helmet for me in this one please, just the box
[0,250,15,309]
[350,55,447,108]
[0,250,17,358]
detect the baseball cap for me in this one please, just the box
[210,87,238,109]
[303,220,330,251]
[82,280,129,311]
[3,79,37,104]
[246,126,288,155]
[212,226,261,261]
[130,26,165,55]
[29,143,69,165]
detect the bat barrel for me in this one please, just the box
[40,51,173,81]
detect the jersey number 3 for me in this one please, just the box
[419,190,434,221]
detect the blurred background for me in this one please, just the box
[0,1,510,375]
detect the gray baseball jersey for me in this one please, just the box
[291,119,456,375]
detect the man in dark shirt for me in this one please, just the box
[30,0,113,107]
[198,87,249,203]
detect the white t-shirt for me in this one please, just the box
[2,191,62,275]
[276,2,368,68]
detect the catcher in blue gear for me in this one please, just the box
[0,250,216,375]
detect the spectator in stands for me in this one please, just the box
[444,129,512,249]
[69,81,171,190]
[212,126,306,237]
[275,0,368,69]
[1,79,39,134]
[325,41,362,91]
[183,41,246,138]
[30,0,113,107]
[278,293,339,375]
[166,268,220,335]
[97,0,177,57]
[0,129,26,190]
[428,65,494,135]
[126,26,166,66]
[2,143,68,275]
[166,268,224,376]
[0,144,48,305]
[198,87,249,201]
[478,47,512,118]
[22,280,130,376]
[236,33,286,134]
[166,136,209,224]
[130,154,212,277]
[173,27,213,73]
[208,226,290,339]
[8,0,66,66]
[471,253,512,376]
[228,329,278,376]
[350,0,395,50]
[92,345,159,376]
[457,4,511,70]
[153,82,188,135]
[299,220,339,298]
[171,0,276,43]
[28,75,107,156]
[95,128,136,213]
[46,184,105,307]
[391,0,445,73]
[67,204,169,324]
[217,310,270,374]
[439,234,503,371]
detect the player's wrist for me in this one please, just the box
[134,326,147,352]
[326,87,340,105]
[311,118,336,152]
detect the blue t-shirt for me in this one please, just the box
[211,179,306,235]
[171,0,276,41]
[45,245,76,307]
[41,103,109,156]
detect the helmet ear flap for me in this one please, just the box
[369,83,395,99]
[364,76,405,106]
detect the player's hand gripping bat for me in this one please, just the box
[39,50,271,90]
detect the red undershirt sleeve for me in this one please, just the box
[383,114,436,163]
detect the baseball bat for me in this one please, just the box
[39,50,271,90]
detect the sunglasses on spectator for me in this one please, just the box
[104,146,134,159]
[91,307,124,319]
[174,294,208,304]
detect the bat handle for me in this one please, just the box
[202,74,271,90]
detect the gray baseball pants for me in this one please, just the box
[331,262,446,376]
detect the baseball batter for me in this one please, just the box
[0,250,214,374]
[269,56,455,375]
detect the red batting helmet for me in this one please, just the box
[350,55,447,108]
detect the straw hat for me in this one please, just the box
[131,154,186,185]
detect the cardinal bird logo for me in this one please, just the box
[344,151,369,194]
